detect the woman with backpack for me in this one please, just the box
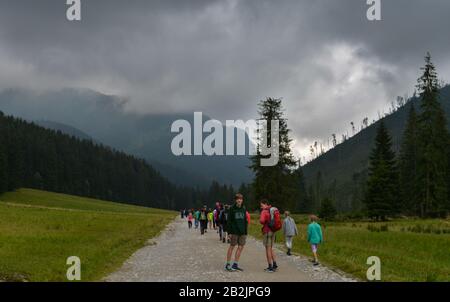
[259,199,281,273]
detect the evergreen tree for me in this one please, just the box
[416,53,450,217]
[293,164,311,213]
[319,197,337,221]
[399,104,419,215]
[364,121,398,220]
[250,98,298,211]
[0,133,7,194]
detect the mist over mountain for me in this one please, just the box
[35,120,94,142]
[0,88,253,188]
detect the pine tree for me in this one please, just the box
[416,53,449,217]
[364,121,398,220]
[319,197,337,221]
[0,135,8,194]
[293,164,311,213]
[399,104,419,215]
[250,98,298,211]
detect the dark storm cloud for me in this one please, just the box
[0,0,450,158]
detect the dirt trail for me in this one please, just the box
[106,217,355,282]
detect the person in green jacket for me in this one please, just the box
[194,209,200,229]
[207,209,214,229]
[225,193,248,272]
[307,215,323,266]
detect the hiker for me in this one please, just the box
[180,209,184,219]
[213,202,221,230]
[199,206,208,235]
[208,208,214,229]
[282,211,298,256]
[218,204,228,243]
[307,215,323,266]
[194,209,200,229]
[259,199,282,272]
[225,194,248,272]
[187,211,193,229]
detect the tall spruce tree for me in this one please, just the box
[399,104,419,215]
[364,121,398,220]
[293,164,311,213]
[416,53,449,217]
[0,133,7,194]
[250,98,298,211]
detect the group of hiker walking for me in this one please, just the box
[180,193,323,273]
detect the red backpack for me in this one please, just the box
[268,207,282,232]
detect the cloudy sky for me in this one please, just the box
[1,0,450,159]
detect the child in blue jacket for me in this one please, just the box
[307,215,323,266]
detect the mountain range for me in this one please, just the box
[0,88,253,188]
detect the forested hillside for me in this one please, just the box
[0,88,253,188]
[302,85,450,213]
[0,112,235,210]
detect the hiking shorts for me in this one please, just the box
[230,234,247,246]
[311,244,318,253]
[263,231,275,247]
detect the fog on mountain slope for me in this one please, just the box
[0,88,253,188]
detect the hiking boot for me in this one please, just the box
[313,261,320,266]
[264,267,274,273]
[225,264,233,272]
[232,263,243,271]
[272,263,278,271]
[287,249,291,256]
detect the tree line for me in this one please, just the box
[365,53,450,219]
[248,53,450,220]
[0,112,235,210]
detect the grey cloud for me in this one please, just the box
[0,0,450,158]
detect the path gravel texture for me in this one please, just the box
[106,217,356,282]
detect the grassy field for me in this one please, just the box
[0,188,176,281]
[249,214,450,281]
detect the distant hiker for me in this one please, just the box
[187,211,193,229]
[213,202,221,230]
[225,194,248,272]
[259,199,282,273]
[282,211,298,256]
[208,209,214,229]
[218,204,228,243]
[180,209,184,219]
[199,206,208,235]
[307,215,323,266]
[194,209,200,229]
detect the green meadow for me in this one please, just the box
[0,188,176,281]
[249,214,450,281]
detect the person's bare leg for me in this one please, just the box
[313,251,318,263]
[227,245,235,263]
[271,246,277,263]
[265,246,272,266]
[235,245,244,262]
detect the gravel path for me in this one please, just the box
[106,217,356,282]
